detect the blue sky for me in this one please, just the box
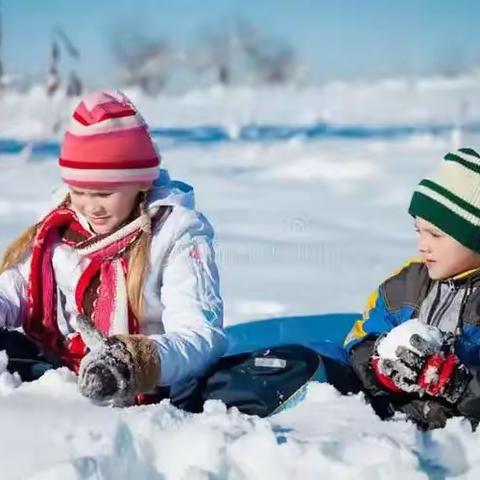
[2,0,480,87]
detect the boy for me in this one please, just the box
[344,147,480,429]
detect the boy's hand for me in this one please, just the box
[373,330,470,403]
[373,321,442,394]
[373,334,426,394]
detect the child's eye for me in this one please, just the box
[431,232,441,239]
[96,193,113,198]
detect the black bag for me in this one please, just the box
[0,329,60,381]
[170,344,360,417]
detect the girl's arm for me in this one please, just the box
[0,257,30,328]
[149,211,227,386]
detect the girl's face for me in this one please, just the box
[415,217,480,280]
[69,184,144,234]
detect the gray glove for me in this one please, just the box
[375,330,470,403]
[372,319,444,394]
[375,333,439,393]
[76,315,161,406]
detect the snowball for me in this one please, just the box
[376,319,443,360]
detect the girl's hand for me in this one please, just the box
[76,315,160,406]
[78,336,136,406]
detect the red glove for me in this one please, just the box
[373,333,470,403]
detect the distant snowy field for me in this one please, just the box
[0,74,479,478]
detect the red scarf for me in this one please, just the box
[23,207,149,371]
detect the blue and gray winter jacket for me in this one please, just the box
[344,258,480,428]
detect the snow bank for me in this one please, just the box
[1,71,480,140]
[0,373,478,479]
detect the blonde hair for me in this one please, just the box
[127,193,152,321]
[0,223,39,274]
[0,192,152,323]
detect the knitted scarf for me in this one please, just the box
[23,206,155,371]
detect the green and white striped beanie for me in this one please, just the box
[408,147,480,252]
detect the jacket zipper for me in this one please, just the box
[455,283,474,336]
[428,280,458,327]
[426,282,442,325]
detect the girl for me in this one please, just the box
[0,90,227,405]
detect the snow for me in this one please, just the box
[2,71,480,140]
[0,74,480,477]
[1,372,480,479]
[376,319,444,360]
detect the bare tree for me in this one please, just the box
[46,27,82,97]
[236,20,304,85]
[245,41,301,84]
[191,18,260,86]
[54,26,80,60]
[111,31,173,95]
[109,19,307,92]
[66,71,82,97]
[192,19,305,87]
[191,26,241,85]
[46,39,61,96]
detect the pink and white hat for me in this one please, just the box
[59,90,160,188]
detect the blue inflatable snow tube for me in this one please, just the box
[224,313,359,365]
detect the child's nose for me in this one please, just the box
[418,237,430,253]
[85,199,104,215]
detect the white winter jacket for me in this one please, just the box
[0,170,227,386]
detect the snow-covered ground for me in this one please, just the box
[0,74,479,478]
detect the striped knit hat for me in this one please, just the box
[409,147,480,252]
[59,90,160,188]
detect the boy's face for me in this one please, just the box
[415,217,480,280]
[69,184,143,234]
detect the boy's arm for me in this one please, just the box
[455,366,480,423]
[344,288,396,350]
[344,259,428,396]
[397,398,457,430]
[443,329,480,423]
[347,299,459,429]
[345,288,398,397]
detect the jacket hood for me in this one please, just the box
[146,169,195,211]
